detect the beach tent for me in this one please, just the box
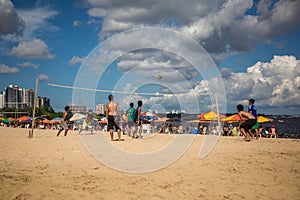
[198,111,226,121]
[69,113,86,121]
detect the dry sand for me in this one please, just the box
[0,127,299,200]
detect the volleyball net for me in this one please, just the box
[38,81,224,135]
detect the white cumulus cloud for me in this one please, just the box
[85,0,300,58]
[17,61,39,69]
[137,55,300,114]
[69,56,85,66]
[220,55,300,114]
[8,39,54,59]
[0,63,19,74]
[37,74,50,81]
[17,6,59,40]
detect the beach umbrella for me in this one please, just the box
[42,119,51,124]
[187,119,208,123]
[140,111,158,120]
[51,117,62,124]
[8,117,16,121]
[51,117,62,120]
[69,113,86,121]
[257,116,273,123]
[2,119,12,123]
[99,117,107,124]
[141,111,157,117]
[224,114,246,122]
[17,116,32,122]
[198,111,226,121]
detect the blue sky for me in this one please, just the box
[0,0,300,115]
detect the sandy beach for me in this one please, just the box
[0,127,299,200]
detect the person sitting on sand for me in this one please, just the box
[270,124,278,138]
[237,104,257,142]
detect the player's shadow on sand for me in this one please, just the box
[112,139,125,141]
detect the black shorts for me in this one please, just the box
[107,115,120,131]
[240,119,257,131]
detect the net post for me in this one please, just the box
[29,78,38,138]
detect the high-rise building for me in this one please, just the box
[0,92,4,109]
[22,88,34,108]
[36,96,50,108]
[96,104,105,115]
[4,85,35,109]
[4,85,22,108]
[70,105,86,113]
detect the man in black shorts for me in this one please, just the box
[237,104,256,142]
[106,94,121,141]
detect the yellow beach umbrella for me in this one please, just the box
[198,111,226,121]
[257,116,273,123]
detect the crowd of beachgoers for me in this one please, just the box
[1,118,297,139]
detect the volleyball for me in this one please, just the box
[156,74,162,80]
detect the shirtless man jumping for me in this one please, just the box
[237,104,257,142]
[106,94,121,141]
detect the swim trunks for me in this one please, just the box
[240,119,256,131]
[107,115,120,131]
[252,121,258,129]
[60,120,69,130]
